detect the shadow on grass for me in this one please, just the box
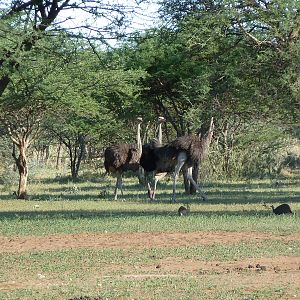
[0,208,286,221]
[205,177,300,188]
[1,174,299,205]
[0,194,17,201]
[1,185,299,204]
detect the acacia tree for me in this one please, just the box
[44,45,146,179]
[157,0,300,119]
[0,0,152,97]
[0,93,46,198]
[122,0,300,184]
[0,34,74,198]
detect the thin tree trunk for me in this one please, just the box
[69,144,76,178]
[12,143,29,199]
[74,139,85,178]
[66,135,86,179]
[56,141,62,169]
[44,145,50,165]
[72,145,78,178]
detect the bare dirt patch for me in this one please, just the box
[0,231,299,253]
[1,254,299,297]
[1,231,299,298]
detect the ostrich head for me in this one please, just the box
[158,116,166,123]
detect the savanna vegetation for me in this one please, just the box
[0,0,299,299]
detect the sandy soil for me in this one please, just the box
[1,231,300,298]
[0,230,299,253]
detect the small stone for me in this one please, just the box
[260,265,267,271]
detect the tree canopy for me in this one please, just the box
[0,0,299,192]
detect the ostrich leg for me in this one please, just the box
[114,172,123,200]
[149,172,167,201]
[186,167,207,201]
[171,152,187,203]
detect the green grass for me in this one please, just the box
[1,240,299,272]
[0,172,299,236]
[1,277,298,300]
[0,201,299,236]
[0,168,299,299]
[0,240,299,300]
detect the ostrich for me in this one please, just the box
[104,117,143,200]
[140,117,214,202]
[271,204,293,215]
[139,116,166,200]
[178,203,190,216]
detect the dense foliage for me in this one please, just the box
[0,0,299,193]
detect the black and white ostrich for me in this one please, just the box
[104,117,143,200]
[140,117,214,202]
[140,116,166,200]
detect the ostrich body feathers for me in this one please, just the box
[140,135,207,173]
[104,143,140,173]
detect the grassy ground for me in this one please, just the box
[0,167,299,299]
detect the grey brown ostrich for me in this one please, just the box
[104,117,143,200]
[271,204,293,215]
[140,117,214,202]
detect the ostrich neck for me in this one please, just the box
[137,123,142,156]
[156,123,163,145]
[203,131,213,149]
[201,118,214,155]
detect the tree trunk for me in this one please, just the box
[56,141,62,169]
[74,136,85,177]
[66,135,86,179]
[12,143,29,199]
[68,144,76,178]
[44,145,50,164]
